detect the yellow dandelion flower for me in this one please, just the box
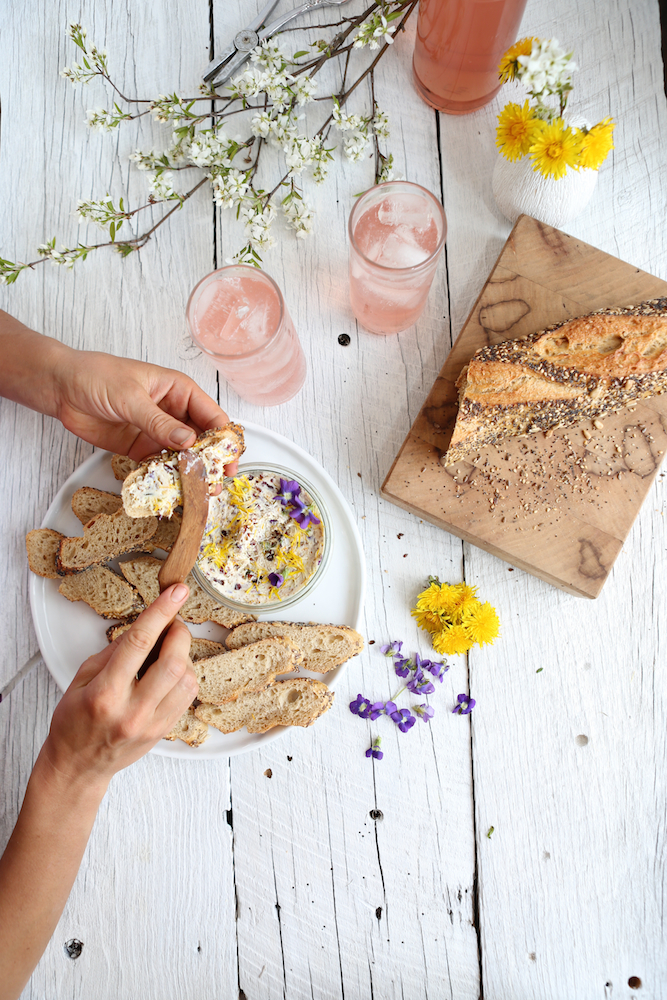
[578,117,615,170]
[498,37,536,83]
[415,582,459,617]
[411,607,442,635]
[462,602,501,647]
[529,118,582,179]
[496,101,543,162]
[432,624,474,657]
[450,584,480,618]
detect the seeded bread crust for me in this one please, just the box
[26,528,66,579]
[445,298,667,465]
[195,678,334,734]
[225,621,364,673]
[122,423,245,518]
[194,636,303,705]
[55,509,158,575]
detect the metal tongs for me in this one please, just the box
[204,0,352,88]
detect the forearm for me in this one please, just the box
[0,745,108,1000]
[0,309,73,417]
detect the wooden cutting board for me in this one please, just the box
[381,214,667,598]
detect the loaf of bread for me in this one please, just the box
[195,678,334,734]
[194,636,303,705]
[58,564,145,619]
[444,298,667,465]
[225,621,364,673]
[55,509,157,574]
[122,423,245,518]
[26,528,66,578]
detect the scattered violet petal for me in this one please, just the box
[384,700,397,716]
[394,658,411,678]
[408,675,435,695]
[380,640,403,657]
[369,701,385,721]
[389,707,415,732]
[452,693,476,715]
[414,703,435,722]
[365,736,383,760]
[427,660,449,682]
[350,694,372,718]
[268,572,284,588]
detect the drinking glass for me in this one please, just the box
[413,0,528,115]
[348,181,446,335]
[186,265,306,406]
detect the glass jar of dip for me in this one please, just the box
[192,464,332,614]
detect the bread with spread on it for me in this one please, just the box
[195,678,334,734]
[225,621,364,673]
[122,423,245,518]
[444,298,667,465]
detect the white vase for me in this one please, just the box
[492,154,598,229]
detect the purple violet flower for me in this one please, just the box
[380,640,403,657]
[452,693,476,715]
[290,506,321,529]
[407,674,435,696]
[276,479,302,505]
[350,694,372,719]
[384,701,397,717]
[394,657,411,678]
[427,660,449,682]
[414,703,435,722]
[365,737,383,760]
[268,572,284,588]
[369,701,385,721]
[389,707,415,733]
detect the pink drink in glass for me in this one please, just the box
[187,265,306,406]
[348,181,446,335]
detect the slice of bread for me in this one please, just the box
[194,636,302,705]
[122,423,245,518]
[111,454,139,481]
[105,621,225,664]
[164,706,209,747]
[118,554,255,628]
[56,509,158,575]
[225,621,364,673]
[26,528,66,579]
[195,678,334,733]
[71,487,123,525]
[59,565,145,619]
[151,512,181,552]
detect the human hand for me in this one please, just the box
[52,349,233,463]
[41,584,198,790]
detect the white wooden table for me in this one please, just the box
[2,2,666,997]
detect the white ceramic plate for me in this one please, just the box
[29,421,366,759]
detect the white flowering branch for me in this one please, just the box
[1,1,417,284]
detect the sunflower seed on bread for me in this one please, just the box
[195,678,334,734]
[58,565,145,619]
[55,509,158,575]
[71,487,123,525]
[194,636,303,705]
[225,621,364,673]
[122,423,245,518]
[111,454,139,481]
[118,554,255,628]
[26,528,66,579]
[164,707,209,747]
[444,297,667,465]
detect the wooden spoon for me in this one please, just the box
[137,449,210,677]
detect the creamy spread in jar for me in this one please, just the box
[197,472,326,605]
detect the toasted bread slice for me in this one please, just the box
[111,454,139,481]
[445,298,667,465]
[194,636,302,705]
[118,554,254,628]
[195,678,334,733]
[59,565,145,619]
[105,621,225,664]
[122,423,245,518]
[164,707,209,747]
[71,487,124,525]
[55,509,157,575]
[26,528,66,579]
[225,621,364,673]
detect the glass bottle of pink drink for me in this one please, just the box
[413,0,528,115]
[187,265,306,406]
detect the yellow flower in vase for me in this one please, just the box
[498,37,537,84]
[529,118,583,179]
[496,101,543,161]
[579,117,615,170]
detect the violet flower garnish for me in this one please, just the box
[381,640,403,657]
[365,737,383,760]
[389,707,415,733]
[452,693,476,715]
[276,479,302,505]
[350,694,372,719]
[290,505,321,529]
[268,572,284,588]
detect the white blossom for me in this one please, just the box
[188,131,233,168]
[343,132,370,162]
[61,62,96,85]
[352,13,396,50]
[517,38,577,99]
[241,202,276,251]
[283,135,323,176]
[85,107,118,131]
[373,108,391,141]
[209,169,249,209]
[129,149,160,171]
[292,74,318,106]
[148,171,177,201]
[283,197,315,239]
[250,38,287,74]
